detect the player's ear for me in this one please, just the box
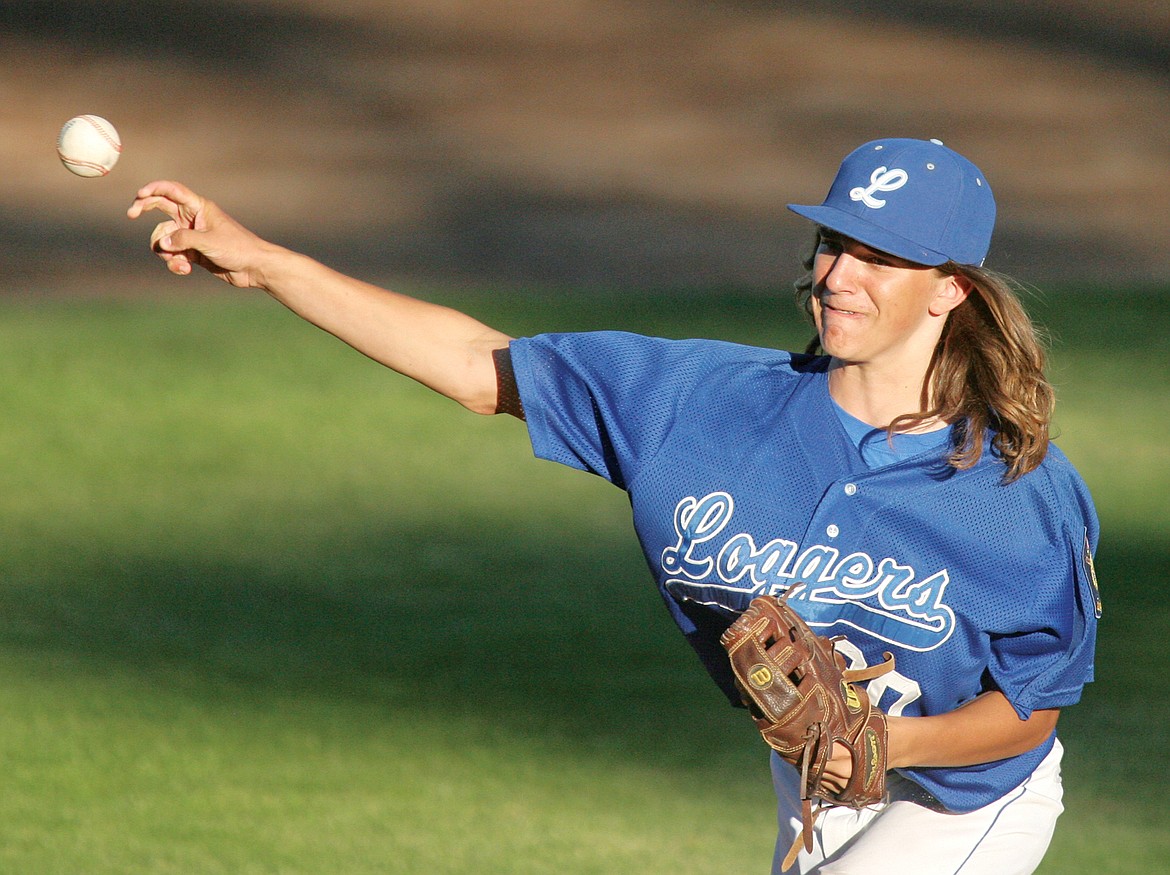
[929,272,972,317]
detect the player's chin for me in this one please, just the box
[817,328,854,360]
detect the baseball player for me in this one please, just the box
[129,136,1100,875]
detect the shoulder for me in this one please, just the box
[512,331,825,384]
[955,441,1099,546]
[1028,442,1100,540]
[515,330,805,361]
[1011,443,1095,511]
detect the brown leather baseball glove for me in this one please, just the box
[720,592,895,871]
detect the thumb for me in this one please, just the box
[158,226,198,253]
[150,225,202,276]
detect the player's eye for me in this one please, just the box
[816,233,843,255]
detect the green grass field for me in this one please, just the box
[0,285,1165,873]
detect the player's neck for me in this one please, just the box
[826,360,946,432]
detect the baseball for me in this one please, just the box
[57,115,122,177]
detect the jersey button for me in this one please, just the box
[844,483,858,496]
[826,524,840,538]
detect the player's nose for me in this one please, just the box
[819,250,864,295]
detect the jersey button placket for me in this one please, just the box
[827,483,858,537]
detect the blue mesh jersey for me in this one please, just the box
[510,330,1101,814]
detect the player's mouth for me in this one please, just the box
[823,301,862,316]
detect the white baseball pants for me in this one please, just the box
[771,739,1065,875]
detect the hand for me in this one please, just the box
[820,742,853,796]
[127,181,277,289]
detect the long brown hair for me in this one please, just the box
[794,234,1055,482]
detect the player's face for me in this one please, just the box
[810,232,969,371]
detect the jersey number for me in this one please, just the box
[833,639,922,717]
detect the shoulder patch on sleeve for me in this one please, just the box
[1083,528,1102,619]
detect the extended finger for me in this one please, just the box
[127,180,202,220]
[128,195,181,222]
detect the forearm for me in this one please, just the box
[129,181,512,414]
[886,692,1059,769]
[254,247,512,414]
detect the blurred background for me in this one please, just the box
[1,4,1169,873]
[3,0,1170,296]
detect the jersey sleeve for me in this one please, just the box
[986,461,1101,718]
[509,331,766,489]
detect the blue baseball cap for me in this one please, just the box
[787,138,996,267]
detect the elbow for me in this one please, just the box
[460,390,524,418]
[452,372,517,417]
[1020,707,1061,751]
[432,341,515,416]
[460,341,523,418]
[986,706,1061,763]
[460,394,502,416]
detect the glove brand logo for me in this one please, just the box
[661,491,956,652]
[849,166,909,209]
[864,729,883,791]
[748,664,774,690]
[843,681,862,712]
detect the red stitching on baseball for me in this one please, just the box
[78,115,122,153]
[56,149,111,176]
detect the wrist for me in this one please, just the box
[884,715,918,770]
[252,242,306,293]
